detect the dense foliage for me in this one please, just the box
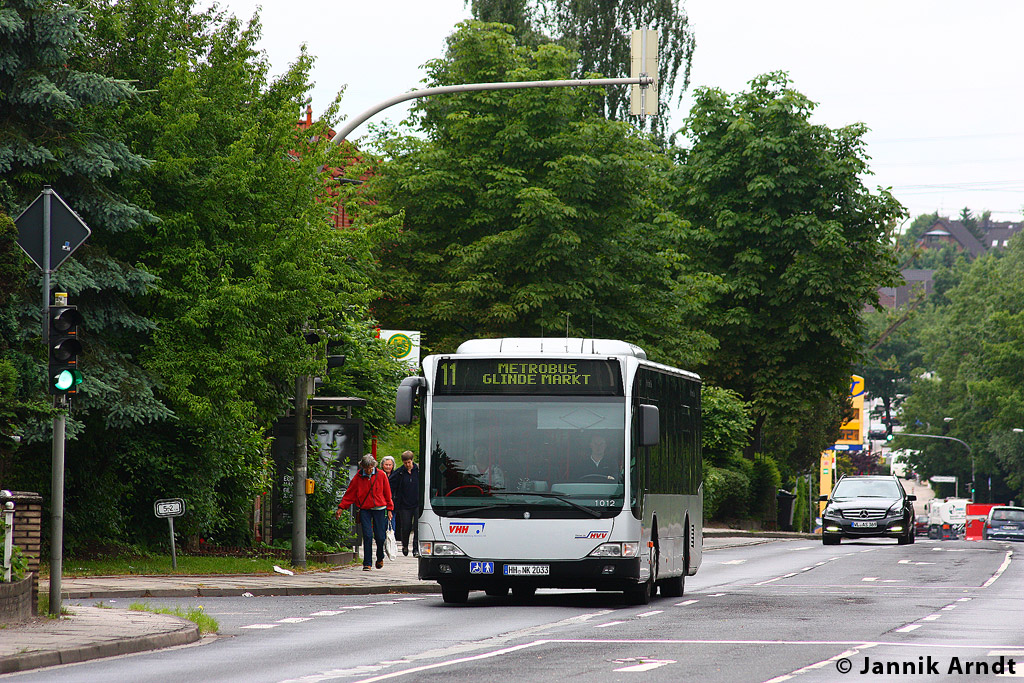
[673,72,906,469]
[368,22,716,366]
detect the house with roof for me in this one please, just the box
[873,217,1022,311]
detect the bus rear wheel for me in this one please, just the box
[441,583,469,604]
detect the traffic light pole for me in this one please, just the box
[49,398,65,615]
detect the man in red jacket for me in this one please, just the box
[337,454,394,569]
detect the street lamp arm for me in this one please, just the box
[896,433,971,453]
[330,76,655,145]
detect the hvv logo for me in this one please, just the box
[448,522,486,536]
[575,530,609,540]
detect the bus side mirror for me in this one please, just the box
[395,376,425,425]
[639,404,659,447]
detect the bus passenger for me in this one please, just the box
[464,447,506,489]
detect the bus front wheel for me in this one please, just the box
[440,583,469,604]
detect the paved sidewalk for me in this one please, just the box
[2,531,801,675]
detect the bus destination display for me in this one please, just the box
[434,359,623,395]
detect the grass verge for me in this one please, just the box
[130,602,219,635]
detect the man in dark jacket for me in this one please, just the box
[389,450,420,556]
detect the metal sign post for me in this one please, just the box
[154,499,185,570]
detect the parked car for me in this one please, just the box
[819,475,917,545]
[983,506,1024,542]
[914,514,929,536]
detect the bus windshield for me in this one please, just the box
[429,396,626,517]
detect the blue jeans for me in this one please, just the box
[360,508,387,565]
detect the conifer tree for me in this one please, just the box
[0,0,171,545]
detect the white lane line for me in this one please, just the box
[241,623,279,629]
[721,559,746,565]
[310,610,346,616]
[783,573,798,578]
[941,604,958,611]
[800,567,814,572]
[792,546,814,551]
[394,597,424,601]
[984,551,1014,588]
[957,597,972,602]
[277,617,313,624]
[922,614,941,621]
[636,610,663,618]
[371,600,398,605]
[595,621,626,628]
[346,605,372,609]
[898,559,936,565]
[762,645,877,683]
[753,576,783,586]
[862,577,879,582]
[675,599,699,607]
[614,659,676,672]
[707,593,726,597]
[896,624,922,633]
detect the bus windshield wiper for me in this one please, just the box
[510,492,603,518]
[442,503,518,517]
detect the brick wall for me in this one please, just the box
[7,492,42,615]
[0,575,33,623]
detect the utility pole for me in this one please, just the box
[292,375,311,569]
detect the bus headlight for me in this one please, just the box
[419,541,465,557]
[589,542,640,558]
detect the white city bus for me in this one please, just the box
[395,338,702,604]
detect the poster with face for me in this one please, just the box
[309,416,362,474]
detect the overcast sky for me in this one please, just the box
[207,0,1024,224]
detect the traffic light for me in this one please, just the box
[326,340,345,370]
[48,305,83,395]
[885,424,894,441]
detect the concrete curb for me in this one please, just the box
[64,583,440,600]
[0,610,199,675]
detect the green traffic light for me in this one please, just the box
[54,369,83,391]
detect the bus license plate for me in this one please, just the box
[852,521,876,528]
[503,564,549,576]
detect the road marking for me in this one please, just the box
[783,573,798,578]
[371,600,398,605]
[792,546,813,551]
[896,624,922,632]
[241,623,279,629]
[675,599,699,606]
[636,610,663,618]
[922,614,941,621]
[956,597,972,602]
[983,551,1013,588]
[862,577,878,581]
[721,559,746,565]
[394,597,424,601]
[345,605,372,609]
[941,604,958,611]
[277,617,312,624]
[707,593,726,597]
[762,645,877,683]
[595,621,626,628]
[613,659,675,672]
[310,610,345,616]
[753,576,783,586]
[898,560,936,565]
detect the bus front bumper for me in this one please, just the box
[418,556,642,590]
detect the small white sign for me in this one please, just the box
[154,498,185,518]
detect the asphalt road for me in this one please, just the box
[10,536,1023,683]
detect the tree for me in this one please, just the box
[0,0,175,549]
[368,22,716,366]
[467,0,696,138]
[672,73,906,464]
[898,237,1024,502]
[70,0,404,544]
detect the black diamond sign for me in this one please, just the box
[14,189,91,271]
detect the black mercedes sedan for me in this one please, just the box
[820,475,917,545]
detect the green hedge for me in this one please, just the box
[703,465,751,520]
